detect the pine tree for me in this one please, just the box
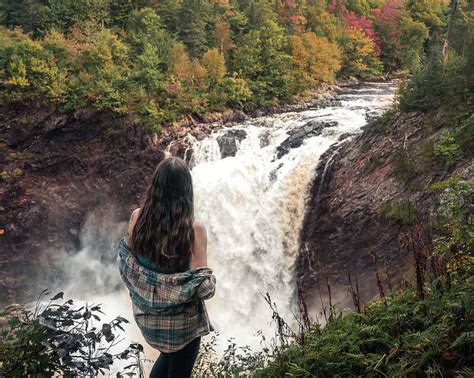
[0,0,41,33]
[178,0,210,57]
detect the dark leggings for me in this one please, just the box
[150,337,201,378]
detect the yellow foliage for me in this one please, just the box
[191,59,207,89]
[168,42,193,83]
[341,28,382,76]
[202,48,226,87]
[5,60,29,87]
[215,20,232,54]
[291,32,341,86]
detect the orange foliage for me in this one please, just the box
[291,31,341,86]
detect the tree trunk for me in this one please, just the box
[443,0,459,61]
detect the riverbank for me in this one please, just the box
[158,76,391,148]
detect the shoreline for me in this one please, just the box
[157,74,405,150]
[158,78,363,148]
[158,76,402,157]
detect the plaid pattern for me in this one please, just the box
[117,238,216,353]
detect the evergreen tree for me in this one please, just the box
[0,0,42,33]
[178,0,210,57]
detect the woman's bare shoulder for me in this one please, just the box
[193,221,207,242]
[193,221,206,234]
[126,208,140,246]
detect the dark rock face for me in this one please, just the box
[0,103,165,304]
[216,129,247,158]
[276,121,337,159]
[297,111,473,315]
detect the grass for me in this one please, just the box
[256,273,474,377]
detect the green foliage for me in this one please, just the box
[0,0,462,129]
[430,179,474,269]
[257,274,474,377]
[399,53,472,118]
[363,108,397,133]
[363,152,382,173]
[215,75,252,109]
[193,272,474,377]
[435,130,462,166]
[178,0,210,57]
[338,27,383,78]
[398,14,430,71]
[391,147,416,183]
[398,0,473,155]
[458,114,474,160]
[0,28,66,103]
[0,290,144,376]
[379,199,418,226]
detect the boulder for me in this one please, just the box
[275,120,337,159]
[216,129,247,158]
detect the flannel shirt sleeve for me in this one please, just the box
[195,275,216,300]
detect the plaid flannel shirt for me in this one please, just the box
[117,238,216,353]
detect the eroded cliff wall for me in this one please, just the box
[0,104,164,303]
[298,110,473,315]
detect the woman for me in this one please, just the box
[117,156,215,378]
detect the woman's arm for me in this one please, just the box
[190,222,208,269]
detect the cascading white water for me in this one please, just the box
[190,81,398,350]
[41,81,398,374]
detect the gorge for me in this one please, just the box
[1,81,400,367]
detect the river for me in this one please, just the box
[46,80,398,374]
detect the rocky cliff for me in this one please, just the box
[0,103,165,303]
[297,110,473,316]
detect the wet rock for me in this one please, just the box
[216,129,247,158]
[168,139,193,162]
[276,121,337,159]
[365,110,381,123]
[259,130,271,148]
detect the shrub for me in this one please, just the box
[363,153,382,173]
[379,199,418,226]
[458,115,474,160]
[391,147,416,183]
[362,108,397,134]
[0,290,144,377]
[218,75,253,109]
[399,53,473,126]
[435,130,462,166]
[430,179,474,270]
[0,29,66,104]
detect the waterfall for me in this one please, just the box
[189,81,398,350]
[41,81,398,372]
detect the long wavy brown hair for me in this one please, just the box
[131,157,194,270]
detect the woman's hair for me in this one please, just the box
[131,157,194,270]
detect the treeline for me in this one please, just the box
[0,0,459,131]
